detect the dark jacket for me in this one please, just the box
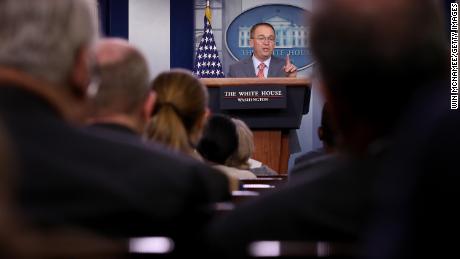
[205,151,383,258]
[0,85,230,239]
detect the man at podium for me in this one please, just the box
[227,22,297,78]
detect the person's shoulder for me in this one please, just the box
[82,126,200,173]
[214,164,256,179]
[229,57,251,68]
[250,165,278,176]
[269,55,285,68]
[271,55,284,63]
[289,153,356,185]
[86,128,231,199]
[228,57,252,77]
[267,56,288,77]
[294,148,326,165]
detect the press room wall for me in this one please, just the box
[129,0,171,77]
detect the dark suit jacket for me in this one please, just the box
[86,122,231,204]
[227,56,286,77]
[290,153,340,180]
[293,148,326,166]
[205,153,381,258]
[0,85,230,239]
[365,83,459,259]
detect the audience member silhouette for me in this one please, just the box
[86,38,155,135]
[204,0,449,257]
[0,123,124,258]
[365,81,456,259]
[86,37,230,203]
[0,0,230,245]
[146,69,237,193]
[146,69,210,160]
[226,118,277,176]
[294,102,337,165]
[290,102,339,179]
[0,122,16,254]
[197,114,256,182]
[363,1,455,258]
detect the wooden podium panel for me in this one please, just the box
[253,131,290,174]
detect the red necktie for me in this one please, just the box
[257,63,266,78]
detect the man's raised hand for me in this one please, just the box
[283,54,297,78]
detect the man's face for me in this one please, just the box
[250,25,276,62]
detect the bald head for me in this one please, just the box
[91,38,150,117]
[95,38,136,67]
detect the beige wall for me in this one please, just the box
[129,0,171,78]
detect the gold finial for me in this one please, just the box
[205,0,212,22]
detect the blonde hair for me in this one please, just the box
[225,118,254,169]
[146,69,208,155]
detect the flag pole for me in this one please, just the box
[193,0,224,78]
[205,0,212,22]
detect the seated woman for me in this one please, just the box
[197,114,256,183]
[146,70,237,191]
[226,118,278,176]
[146,69,209,160]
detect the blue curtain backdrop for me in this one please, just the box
[170,0,195,69]
[97,0,194,70]
[97,0,129,39]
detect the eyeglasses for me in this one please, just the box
[253,36,275,43]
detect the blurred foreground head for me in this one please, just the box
[88,38,153,134]
[0,0,99,119]
[0,123,13,214]
[197,114,238,165]
[310,0,448,153]
[92,38,151,117]
[225,118,254,170]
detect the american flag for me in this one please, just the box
[193,2,225,78]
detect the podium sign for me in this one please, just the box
[220,86,287,110]
[203,78,311,129]
[202,78,311,174]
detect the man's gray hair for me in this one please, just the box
[92,46,150,115]
[0,0,99,85]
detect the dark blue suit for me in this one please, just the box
[365,83,459,259]
[227,56,286,78]
[205,152,381,258]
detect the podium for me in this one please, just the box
[201,78,311,174]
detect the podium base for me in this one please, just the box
[253,130,290,174]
